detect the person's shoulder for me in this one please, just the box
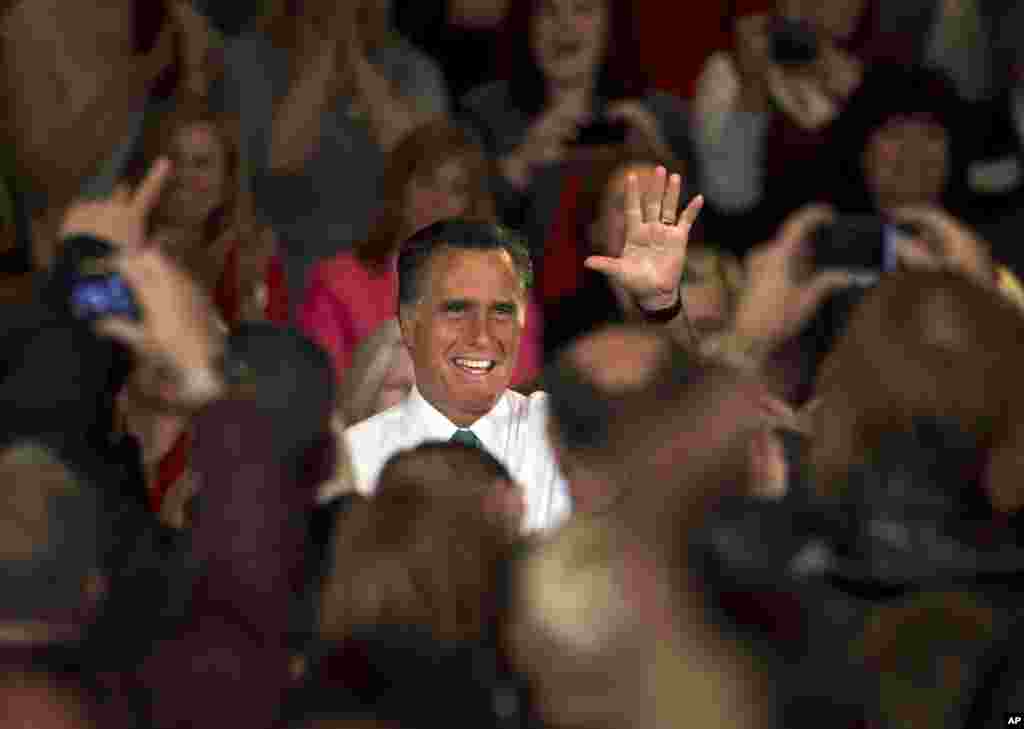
[344,400,407,443]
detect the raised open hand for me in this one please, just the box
[584,166,703,311]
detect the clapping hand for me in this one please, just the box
[584,166,703,312]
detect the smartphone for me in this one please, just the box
[769,16,819,67]
[573,118,629,147]
[70,271,141,322]
[812,216,900,286]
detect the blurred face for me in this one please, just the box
[591,163,657,257]
[863,116,949,210]
[374,343,415,415]
[531,0,609,87]
[402,247,526,427]
[404,157,474,234]
[161,122,229,229]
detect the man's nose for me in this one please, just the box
[466,313,495,346]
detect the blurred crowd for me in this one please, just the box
[3,0,1024,727]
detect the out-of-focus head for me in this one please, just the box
[544,325,689,511]
[357,120,496,270]
[339,319,415,426]
[577,141,682,258]
[0,440,106,630]
[224,323,338,465]
[128,98,250,252]
[507,513,771,729]
[503,0,649,112]
[810,269,1024,511]
[530,0,609,88]
[828,64,966,213]
[397,220,532,427]
[546,324,792,510]
[319,442,523,644]
[376,441,526,532]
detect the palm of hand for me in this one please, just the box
[617,215,692,302]
[585,167,703,307]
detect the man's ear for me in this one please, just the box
[397,304,416,353]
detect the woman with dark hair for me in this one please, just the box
[460,0,695,259]
[815,63,1024,305]
[543,141,743,357]
[298,119,543,388]
[822,64,969,216]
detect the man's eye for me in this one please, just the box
[443,302,467,314]
[493,305,517,318]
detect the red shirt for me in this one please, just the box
[148,241,289,513]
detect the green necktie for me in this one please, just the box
[451,428,483,450]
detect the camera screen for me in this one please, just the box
[70,273,140,321]
[812,216,898,285]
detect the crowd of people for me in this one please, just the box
[2,0,1024,727]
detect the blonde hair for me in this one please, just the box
[338,319,407,425]
[809,269,1024,510]
[510,513,770,729]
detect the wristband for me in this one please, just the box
[637,288,683,323]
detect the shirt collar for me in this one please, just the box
[404,385,510,452]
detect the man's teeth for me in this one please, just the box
[454,358,495,372]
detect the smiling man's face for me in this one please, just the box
[401,246,526,427]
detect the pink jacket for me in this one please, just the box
[298,251,543,386]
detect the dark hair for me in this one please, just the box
[396,220,533,311]
[809,269,1024,511]
[356,120,496,272]
[572,139,683,252]
[319,442,522,645]
[377,441,515,497]
[226,323,337,464]
[824,63,969,213]
[500,0,650,116]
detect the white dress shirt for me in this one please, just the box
[336,386,572,533]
